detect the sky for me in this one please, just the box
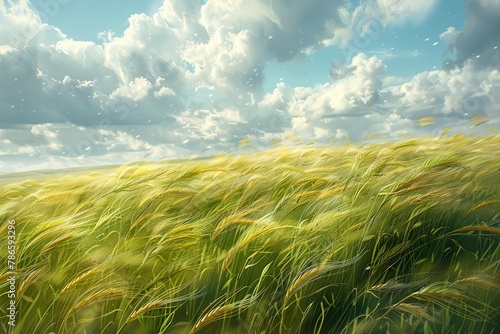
[0,0,499,172]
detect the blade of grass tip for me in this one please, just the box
[394,303,435,321]
[471,119,491,129]
[126,289,204,324]
[469,115,484,122]
[453,276,500,291]
[17,265,49,298]
[282,252,366,318]
[440,128,452,138]
[453,225,500,234]
[417,116,437,123]
[62,288,125,330]
[376,292,418,322]
[61,267,102,294]
[40,232,77,254]
[466,200,500,217]
[189,294,261,334]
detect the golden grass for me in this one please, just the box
[0,133,498,333]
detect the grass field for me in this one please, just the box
[1,133,499,333]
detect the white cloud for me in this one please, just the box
[31,124,58,138]
[375,0,439,26]
[0,44,15,55]
[103,12,186,86]
[250,54,500,143]
[0,0,498,172]
[440,27,460,45]
[383,75,411,87]
[334,128,348,140]
[291,116,310,134]
[111,77,153,102]
[158,0,207,39]
[0,123,195,172]
[182,0,352,99]
[154,86,176,98]
[115,131,152,150]
[183,27,263,97]
[283,54,386,118]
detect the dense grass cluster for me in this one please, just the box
[1,134,499,333]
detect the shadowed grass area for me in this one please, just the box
[1,134,499,333]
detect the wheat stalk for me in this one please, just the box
[61,268,101,294]
[395,303,434,321]
[69,288,124,314]
[189,294,259,334]
[466,200,500,217]
[126,300,167,323]
[40,232,76,254]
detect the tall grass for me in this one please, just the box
[0,133,499,333]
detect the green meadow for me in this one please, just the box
[1,133,499,333]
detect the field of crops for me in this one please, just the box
[1,134,499,333]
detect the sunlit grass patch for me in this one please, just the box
[0,134,499,333]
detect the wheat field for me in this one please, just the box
[1,133,499,333]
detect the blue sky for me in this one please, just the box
[0,0,498,172]
[265,1,468,88]
[35,0,162,41]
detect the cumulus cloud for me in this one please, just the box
[154,86,176,98]
[182,0,352,99]
[0,0,498,172]
[262,54,386,122]
[0,2,189,128]
[103,13,187,86]
[440,27,460,46]
[255,57,390,140]
[111,77,153,102]
[251,54,499,143]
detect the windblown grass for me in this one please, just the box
[1,134,499,333]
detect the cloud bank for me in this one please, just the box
[0,0,498,172]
